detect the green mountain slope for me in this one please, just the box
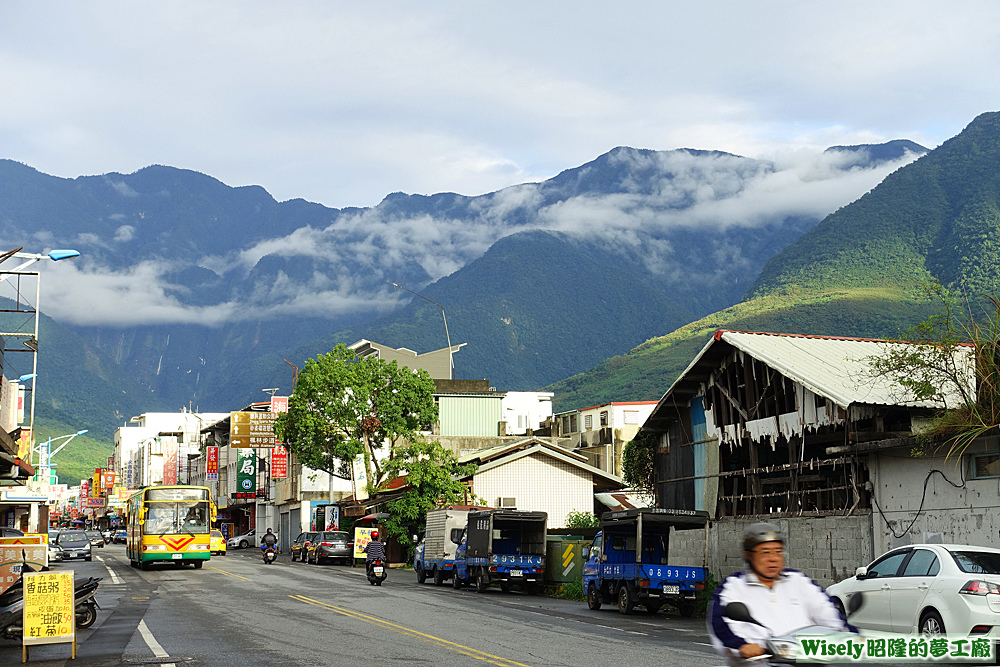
[548,112,1000,412]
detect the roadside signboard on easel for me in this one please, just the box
[22,570,75,662]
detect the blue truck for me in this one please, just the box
[454,509,547,594]
[583,507,709,615]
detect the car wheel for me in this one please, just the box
[416,564,426,584]
[587,583,602,610]
[239,540,249,549]
[617,584,634,615]
[920,610,946,634]
[433,568,445,586]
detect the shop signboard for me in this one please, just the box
[270,396,288,413]
[206,446,219,481]
[230,411,278,448]
[91,470,101,498]
[16,426,31,461]
[102,471,116,489]
[0,535,47,594]
[236,449,256,496]
[22,570,76,659]
[83,498,105,509]
[353,526,374,560]
[271,446,288,478]
[352,453,369,502]
[163,440,178,486]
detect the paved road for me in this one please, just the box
[0,546,950,666]
[0,545,721,666]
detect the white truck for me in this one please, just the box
[413,506,481,586]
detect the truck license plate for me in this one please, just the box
[172,554,183,559]
[510,569,523,577]
[663,585,679,595]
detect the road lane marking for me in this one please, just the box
[290,595,531,667]
[104,565,122,584]
[95,555,104,562]
[694,642,714,647]
[207,565,252,581]
[137,619,176,667]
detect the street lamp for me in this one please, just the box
[36,429,88,483]
[387,281,455,379]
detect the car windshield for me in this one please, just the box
[86,531,102,539]
[58,531,88,545]
[951,550,1000,574]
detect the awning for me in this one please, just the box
[595,491,652,511]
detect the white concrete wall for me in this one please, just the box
[501,392,554,435]
[472,453,593,528]
[868,447,1000,555]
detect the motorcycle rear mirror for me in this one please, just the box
[847,592,864,616]
[722,602,764,626]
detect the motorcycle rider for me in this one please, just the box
[260,527,278,559]
[363,529,386,576]
[708,523,855,666]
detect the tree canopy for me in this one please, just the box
[274,344,438,491]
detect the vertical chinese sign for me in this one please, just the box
[236,449,256,498]
[271,446,288,479]
[22,570,76,660]
[163,440,178,486]
[206,446,219,481]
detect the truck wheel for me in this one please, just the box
[617,584,635,615]
[475,570,489,593]
[452,573,463,589]
[525,582,540,596]
[645,602,663,614]
[433,568,445,586]
[416,564,426,584]
[678,600,696,618]
[587,583,602,610]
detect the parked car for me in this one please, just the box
[112,528,127,544]
[306,531,353,565]
[290,531,318,562]
[827,543,1000,641]
[47,529,63,563]
[227,529,256,549]
[55,530,92,561]
[210,529,227,555]
[85,529,105,548]
[0,527,24,537]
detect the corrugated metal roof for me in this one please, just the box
[718,330,974,409]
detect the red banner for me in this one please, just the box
[163,440,178,485]
[206,446,219,481]
[270,396,288,413]
[271,446,288,479]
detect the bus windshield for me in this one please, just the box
[145,501,210,535]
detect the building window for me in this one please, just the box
[623,410,639,425]
[584,414,593,429]
[570,414,578,432]
[599,411,608,427]
[971,454,1000,479]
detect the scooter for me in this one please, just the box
[367,558,387,586]
[262,545,278,564]
[716,593,864,664]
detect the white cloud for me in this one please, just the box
[113,225,135,241]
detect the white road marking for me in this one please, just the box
[694,642,714,647]
[137,619,175,667]
[95,555,104,562]
[105,565,122,584]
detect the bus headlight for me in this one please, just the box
[143,544,167,551]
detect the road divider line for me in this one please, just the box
[289,595,532,667]
[104,565,122,584]
[137,619,175,666]
[207,565,252,581]
[95,555,104,562]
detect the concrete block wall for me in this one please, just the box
[668,513,873,587]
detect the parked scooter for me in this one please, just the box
[367,558,387,586]
[715,593,864,665]
[262,545,277,564]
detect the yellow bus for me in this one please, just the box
[125,486,215,569]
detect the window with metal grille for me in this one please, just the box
[584,414,593,429]
[623,410,639,425]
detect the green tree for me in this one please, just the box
[274,344,439,490]
[622,430,657,497]
[565,510,599,528]
[381,439,477,555]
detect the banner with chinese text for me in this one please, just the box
[163,440,178,485]
[271,446,288,478]
[235,449,256,497]
[206,446,219,481]
[22,570,75,651]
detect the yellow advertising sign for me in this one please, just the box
[16,426,31,461]
[22,570,76,659]
[0,536,47,594]
[353,526,374,560]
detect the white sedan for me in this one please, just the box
[827,543,1000,640]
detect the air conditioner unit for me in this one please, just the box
[498,497,516,509]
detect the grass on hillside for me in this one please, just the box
[546,287,942,412]
[30,417,115,486]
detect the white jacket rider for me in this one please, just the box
[707,523,856,667]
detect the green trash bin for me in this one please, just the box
[545,536,587,585]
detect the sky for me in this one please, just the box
[3,2,1000,210]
